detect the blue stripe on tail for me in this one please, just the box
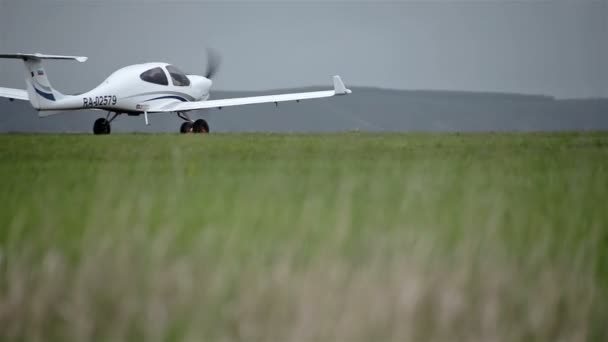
[34,87,56,101]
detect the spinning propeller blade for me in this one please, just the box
[204,48,221,80]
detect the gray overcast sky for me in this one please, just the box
[0,0,606,98]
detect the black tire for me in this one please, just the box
[192,119,210,133]
[93,118,111,135]
[180,121,194,133]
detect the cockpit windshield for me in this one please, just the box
[167,65,191,87]
[140,67,169,86]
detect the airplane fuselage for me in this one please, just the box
[37,63,211,115]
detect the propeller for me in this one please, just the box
[204,48,222,80]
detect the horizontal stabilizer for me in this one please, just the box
[0,87,29,101]
[0,53,87,63]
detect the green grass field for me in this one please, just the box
[1,133,607,341]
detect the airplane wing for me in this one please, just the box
[155,76,351,112]
[0,87,29,101]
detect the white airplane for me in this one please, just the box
[0,52,352,134]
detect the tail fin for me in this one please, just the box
[0,53,87,110]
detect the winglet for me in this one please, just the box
[333,76,352,95]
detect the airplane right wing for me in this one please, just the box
[155,76,352,113]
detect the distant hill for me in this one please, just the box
[1,87,607,133]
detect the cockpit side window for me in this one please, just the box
[140,67,169,86]
[167,65,191,87]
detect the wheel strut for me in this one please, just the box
[107,112,120,123]
[177,112,193,122]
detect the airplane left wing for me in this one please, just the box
[0,87,29,101]
[155,76,351,112]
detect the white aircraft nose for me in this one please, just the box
[199,76,212,89]
[204,77,212,89]
[190,75,212,99]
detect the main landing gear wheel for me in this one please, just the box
[93,118,111,135]
[192,119,210,133]
[180,121,194,134]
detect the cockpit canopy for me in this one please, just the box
[140,67,168,86]
[167,65,190,87]
[139,65,191,87]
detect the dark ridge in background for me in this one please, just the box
[1,87,607,133]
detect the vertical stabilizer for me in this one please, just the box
[0,53,87,110]
[23,58,63,109]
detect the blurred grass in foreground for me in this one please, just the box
[0,132,607,341]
